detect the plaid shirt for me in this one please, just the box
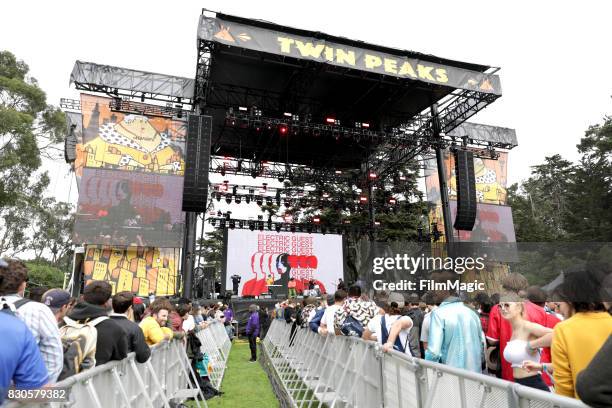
[3,294,63,383]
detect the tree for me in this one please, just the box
[0,51,68,258]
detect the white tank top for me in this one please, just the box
[503,340,539,368]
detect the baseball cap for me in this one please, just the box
[133,297,144,305]
[42,289,71,309]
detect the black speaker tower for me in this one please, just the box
[453,149,477,231]
[182,115,212,212]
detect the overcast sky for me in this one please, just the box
[2,0,611,206]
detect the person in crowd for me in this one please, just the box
[0,310,49,404]
[140,298,174,346]
[223,304,234,322]
[334,285,378,337]
[425,271,484,372]
[420,292,438,351]
[404,293,424,357]
[337,278,346,292]
[486,273,559,383]
[259,306,271,339]
[41,288,72,324]
[371,302,414,355]
[214,302,225,321]
[132,298,145,323]
[245,304,260,362]
[183,304,197,333]
[169,303,191,339]
[319,290,347,336]
[551,271,612,398]
[545,301,564,321]
[0,259,63,382]
[288,277,297,298]
[28,286,48,303]
[66,281,128,366]
[498,292,553,391]
[474,292,492,335]
[575,335,612,407]
[110,291,150,363]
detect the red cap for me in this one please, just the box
[133,297,144,305]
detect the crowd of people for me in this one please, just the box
[270,271,612,407]
[0,259,235,404]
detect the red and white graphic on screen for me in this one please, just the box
[240,233,327,296]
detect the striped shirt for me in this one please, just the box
[3,295,63,383]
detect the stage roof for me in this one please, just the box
[196,12,503,168]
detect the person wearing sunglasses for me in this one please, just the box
[499,292,553,392]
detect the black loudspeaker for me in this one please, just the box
[182,115,212,212]
[453,149,477,231]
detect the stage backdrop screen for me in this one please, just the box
[225,230,343,297]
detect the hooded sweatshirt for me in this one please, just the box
[67,302,128,366]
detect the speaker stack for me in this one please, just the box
[182,115,212,212]
[453,149,477,231]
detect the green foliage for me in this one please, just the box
[509,115,612,243]
[0,50,72,262]
[24,260,66,289]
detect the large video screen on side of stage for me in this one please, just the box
[225,229,344,297]
[74,168,185,247]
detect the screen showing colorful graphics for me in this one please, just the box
[74,167,184,247]
[74,94,186,179]
[83,245,179,296]
[225,229,344,297]
[425,151,509,205]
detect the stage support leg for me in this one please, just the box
[431,104,454,248]
[181,211,198,298]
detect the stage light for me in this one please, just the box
[225,195,232,204]
[238,220,244,229]
[374,221,381,226]
[389,198,397,204]
[215,193,221,202]
[399,175,407,181]
[235,196,241,204]
[217,210,223,217]
[322,193,330,198]
[258,222,264,231]
[249,221,255,231]
[283,112,292,118]
[256,196,263,206]
[335,170,342,175]
[279,124,288,135]
[266,197,273,206]
[275,223,282,233]
[210,219,216,227]
[313,217,320,224]
[359,196,368,203]
[325,117,336,124]
[229,220,235,229]
[238,106,248,112]
[344,220,351,224]
[362,122,370,128]
[369,172,377,179]
[222,181,229,191]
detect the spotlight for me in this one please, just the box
[238,106,248,112]
[359,196,368,203]
[279,124,288,135]
[313,217,320,224]
[235,196,241,204]
[389,198,397,204]
[256,196,263,206]
[369,172,377,180]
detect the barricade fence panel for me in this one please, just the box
[262,320,590,408]
[10,321,231,408]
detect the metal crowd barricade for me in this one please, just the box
[262,319,590,408]
[196,320,232,390]
[16,339,207,408]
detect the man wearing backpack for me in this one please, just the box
[110,291,151,363]
[334,285,378,337]
[0,259,63,383]
[65,281,128,367]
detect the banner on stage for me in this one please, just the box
[198,15,501,95]
[82,245,179,296]
[224,229,344,297]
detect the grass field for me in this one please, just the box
[203,340,279,408]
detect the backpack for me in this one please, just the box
[340,315,364,337]
[308,308,326,333]
[0,298,31,316]
[380,316,409,353]
[58,316,107,381]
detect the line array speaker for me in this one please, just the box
[453,149,477,231]
[182,114,212,212]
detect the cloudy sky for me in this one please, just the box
[2,0,611,205]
